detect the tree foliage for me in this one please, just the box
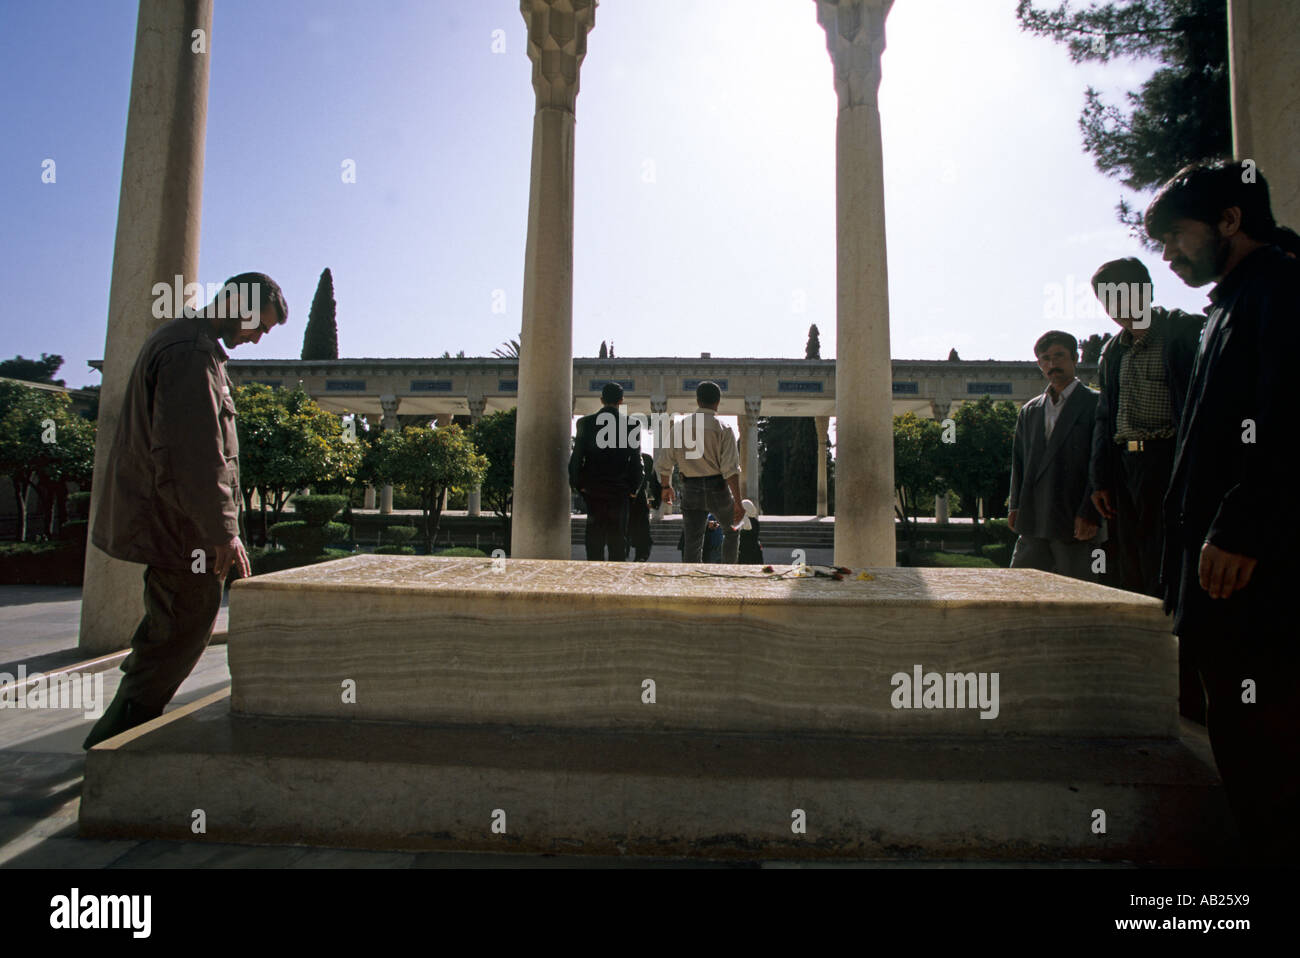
[370,423,487,552]
[892,413,946,548]
[0,353,65,386]
[301,267,339,360]
[1079,331,1113,364]
[1015,0,1230,241]
[233,384,362,543]
[468,407,517,549]
[0,382,95,540]
[945,397,1020,526]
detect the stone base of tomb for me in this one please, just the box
[80,688,1234,863]
[79,557,1238,863]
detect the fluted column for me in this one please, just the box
[379,394,400,515]
[1228,0,1300,228]
[80,0,213,653]
[817,0,895,568]
[510,0,597,558]
[815,415,830,517]
[650,396,668,517]
[744,397,762,509]
[467,395,486,517]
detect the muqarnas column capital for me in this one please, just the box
[521,0,597,114]
[815,0,893,109]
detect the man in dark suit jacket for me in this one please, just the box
[1145,159,1300,863]
[1008,331,1102,580]
[569,382,642,561]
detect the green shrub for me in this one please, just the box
[291,494,348,525]
[980,543,1013,567]
[268,520,350,553]
[0,541,84,585]
[249,546,351,576]
[374,545,416,555]
[911,551,998,568]
[68,491,92,519]
[382,525,418,544]
[59,519,89,544]
[436,546,487,557]
[982,518,1018,546]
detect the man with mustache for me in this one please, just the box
[1007,331,1103,580]
[1145,159,1299,862]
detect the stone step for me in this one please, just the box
[79,689,1234,865]
[227,556,1175,738]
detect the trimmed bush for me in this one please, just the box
[436,547,487,557]
[268,520,350,554]
[0,541,84,585]
[374,545,416,555]
[911,551,998,568]
[382,525,417,544]
[250,546,351,576]
[59,519,88,544]
[68,491,92,520]
[980,543,1013,567]
[982,518,1018,546]
[291,494,349,525]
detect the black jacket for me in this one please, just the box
[1162,245,1299,629]
[1009,382,1102,541]
[568,406,642,498]
[1088,306,1203,493]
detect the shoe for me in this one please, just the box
[82,696,163,750]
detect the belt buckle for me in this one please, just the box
[1126,440,1144,452]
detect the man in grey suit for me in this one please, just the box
[1008,331,1103,579]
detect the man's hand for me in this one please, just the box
[660,484,673,506]
[1198,542,1257,600]
[1008,509,1018,533]
[213,535,251,580]
[1073,517,1098,541]
[1091,489,1116,519]
[732,501,745,527]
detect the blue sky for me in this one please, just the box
[1,0,1217,389]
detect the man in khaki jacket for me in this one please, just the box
[84,273,286,748]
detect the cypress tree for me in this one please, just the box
[301,268,339,360]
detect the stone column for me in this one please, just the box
[815,415,830,517]
[817,0,896,568]
[364,486,377,510]
[935,492,950,524]
[466,395,486,517]
[510,0,597,559]
[379,394,400,515]
[1229,0,1300,228]
[743,397,762,509]
[650,396,668,517]
[80,0,213,654]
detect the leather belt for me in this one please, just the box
[1124,439,1171,452]
[681,474,723,481]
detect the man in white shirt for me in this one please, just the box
[1007,331,1103,579]
[654,381,746,563]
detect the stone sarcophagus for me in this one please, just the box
[80,556,1233,864]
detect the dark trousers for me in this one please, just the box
[680,476,738,564]
[1112,442,1175,597]
[1009,535,1094,580]
[1183,629,1300,864]
[584,494,628,561]
[1112,440,1203,722]
[625,498,651,561]
[83,565,223,748]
